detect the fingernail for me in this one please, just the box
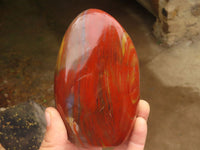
[45,109,51,127]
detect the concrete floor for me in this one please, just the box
[0,0,200,149]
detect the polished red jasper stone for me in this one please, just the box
[54,9,140,147]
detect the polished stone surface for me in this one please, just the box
[54,9,140,147]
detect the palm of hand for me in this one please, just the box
[40,100,150,150]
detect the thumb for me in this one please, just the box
[40,107,69,150]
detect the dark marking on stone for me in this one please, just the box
[191,4,200,16]
[162,22,169,33]
[162,8,168,17]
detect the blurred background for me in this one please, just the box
[0,0,200,149]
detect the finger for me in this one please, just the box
[40,107,69,149]
[136,100,150,121]
[127,117,147,150]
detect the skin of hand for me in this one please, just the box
[40,100,150,150]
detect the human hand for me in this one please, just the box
[39,100,150,150]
